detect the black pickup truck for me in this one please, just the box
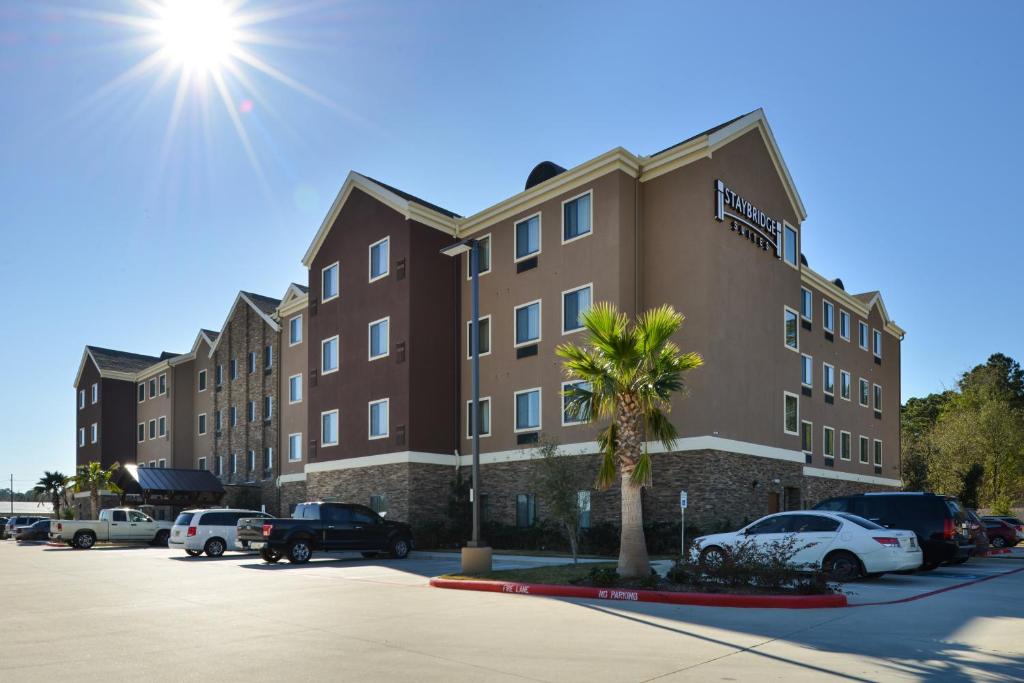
[237,502,414,564]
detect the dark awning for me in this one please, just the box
[120,466,225,495]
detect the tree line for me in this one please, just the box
[902,353,1024,512]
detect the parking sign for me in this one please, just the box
[679,491,688,509]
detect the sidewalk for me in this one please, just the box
[410,549,675,574]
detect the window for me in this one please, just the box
[859,435,869,464]
[784,307,799,350]
[801,354,813,387]
[514,300,541,346]
[137,423,144,443]
[137,383,145,402]
[264,447,273,474]
[198,369,207,392]
[264,345,273,370]
[516,493,536,528]
[467,315,491,358]
[466,234,491,278]
[321,409,339,447]
[158,459,166,469]
[158,374,166,395]
[289,374,302,403]
[79,427,86,447]
[562,285,592,334]
[230,453,238,474]
[514,388,541,432]
[214,410,222,432]
[148,461,156,469]
[247,352,257,374]
[91,382,99,403]
[840,431,851,461]
[229,359,237,380]
[148,419,156,439]
[198,413,207,435]
[822,300,834,333]
[874,384,882,412]
[288,433,302,461]
[369,237,389,281]
[90,423,98,443]
[801,421,813,453]
[823,426,835,459]
[370,494,388,515]
[839,310,850,341]
[514,213,541,261]
[563,191,592,243]
[322,335,339,374]
[289,315,303,345]
[859,378,869,407]
[873,329,882,358]
[215,365,223,386]
[800,288,812,321]
[368,317,389,360]
[149,378,156,398]
[783,223,798,267]
[823,363,835,395]
[158,416,166,437]
[229,406,237,427]
[198,456,207,471]
[79,389,85,409]
[369,399,389,439]
[466,397,492,438]
[783,392,799,435]
[322,262,339,301]
[578,490,592,529]
[840,370,851,401]
[264,395,273,419]
[562,381,591,426]
[215,455,223,476]
[247,400,256,422]
[859,321,869,350]
[247,449,255,472]
[874,440,883,466]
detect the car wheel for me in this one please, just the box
[361,551,378,558]
[390,538,410,559]
[185,549,203,557]
[153,530,170,547]
[919,562,939,571]
[74,531,96,550]
[259,547,282,564]
[950,557,970,564]
[991,536,1007,549]
[204,538,226,558]
[698,546,727,571]
[287,540,312,564]
[824,551,862,582]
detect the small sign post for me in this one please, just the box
[679,491,688,559]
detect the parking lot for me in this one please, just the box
[2,540,1022,682]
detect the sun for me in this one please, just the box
[156,0,239,73]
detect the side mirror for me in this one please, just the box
[378,511,387,519]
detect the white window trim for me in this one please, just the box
[466,314,492,359]
[840,370,851,401]
[801,420,813,454]
[288,432,303,462]
[247,400,256,422]
[264,345,273,370]
[822,300,835,333]
[215,456,223,476]
[562,283,594,335]
[264,396,273,419]
[247,449,256,472]
[149,460,155,469]
[874,384,883,413]
[783,391,799,435]
[91,382,98,404]
[229,406,237,427]
[513,299,543,348]
[137,423,144,443]
[466,233,492,279]
[513,212,542,263]
[322,261,340,302]
[513,387,542,433]
[198,456,207,471]
[368,316,390,361]
[90,422,98,443]
[198,413,207,436]
[148,419,156,440]
[197,369,207,393]
[839,310,851,342]
[79,427,85,447]
[823,426,836,459]
[321,335,340,375]
[859,378,870,407]
[822,362,835,396]
[561,381,590,427]
[873,439,884,466]
[368,236,390,282]
[158,373,167,396]
[231,453,238,475]
[321,409,339,447]
[873,329,882,358]
[158,415,166,437]
[158,459,166,469]
[368,398,389,440]
[78,389,85,410]
[800,287,813,322]
[289,315,303,346]
[783,306,800,352]
[247,351,257,374]
[839,430,852,461]
[465,397,492,439]
[138,383,145,403]
[782,221,799,270]
[859,435,870,464]
[859,321,870,351]
[288,373,303,404]
[801,353,813,388]
[561,189,594,245]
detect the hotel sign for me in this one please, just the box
[714,179,781,259]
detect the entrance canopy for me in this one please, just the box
[118,465,225,508]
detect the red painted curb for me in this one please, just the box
[429,577,847,609]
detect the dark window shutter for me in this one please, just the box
[310,369,318,387]
[395,425,406,446]
[396,342,406,364]
[396,258,407,280]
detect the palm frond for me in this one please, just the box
[636,305,683,358]
[629,450,654,488]
[594,423,618,490]
[645,409,679,452]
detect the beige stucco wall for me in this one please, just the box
[135,365,173,466]
[192,337,215,468]
[279,302,307,476]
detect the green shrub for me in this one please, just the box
[670,535,832,594]
[588,566,619,587]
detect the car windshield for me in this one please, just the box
[174,513,194,526]
[837,513,884,530]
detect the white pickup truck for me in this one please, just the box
[50,508,172,549]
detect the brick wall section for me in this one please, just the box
[278,480,308,515]
[307,465,412,521]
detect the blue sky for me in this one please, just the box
[1,1,1021,489]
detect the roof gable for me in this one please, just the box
[74,345,163,387]
[208,291,282,355]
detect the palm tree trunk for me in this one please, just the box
[616,395,650,578]
[90,483,99,520]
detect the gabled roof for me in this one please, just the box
[853,290,903,337]
[200,329,220,342]
[242,291,282,317]
[650,111,751,157]
[360,175,460,218]
[208,291,282,355]
[74,345,162,387]
[278,282,309,317]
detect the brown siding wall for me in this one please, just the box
[75,359,104,468]
[280,304,308,474]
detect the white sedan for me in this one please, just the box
[690,511,923,581]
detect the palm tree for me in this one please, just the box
[557,303,703,578]
[33,471,70,520]
[69,462,123,519]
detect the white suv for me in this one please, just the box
[169,508,271,557]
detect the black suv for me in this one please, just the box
[814,493,972,569]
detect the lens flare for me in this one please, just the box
[156,0,238,72]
